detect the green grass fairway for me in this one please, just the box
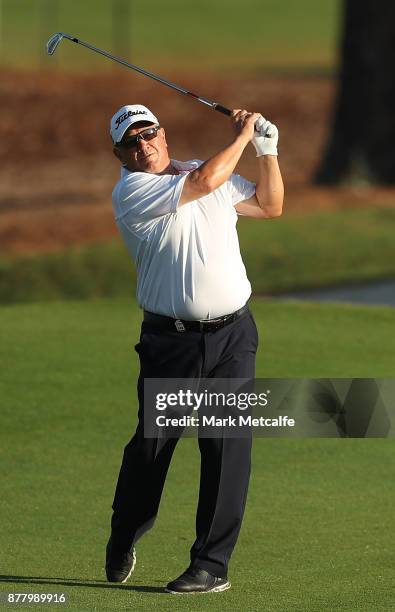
[1,298,394,611]
[2,0,340,73]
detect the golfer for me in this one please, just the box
[106,104,284,594]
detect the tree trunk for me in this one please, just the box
[314,0,395,185]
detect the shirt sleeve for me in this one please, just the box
[112,171,188,222]
[227,173,256,206]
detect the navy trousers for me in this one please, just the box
[110,308,258,578]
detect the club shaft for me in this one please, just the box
[64,35,232,116]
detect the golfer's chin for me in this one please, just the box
[137,152,160,173]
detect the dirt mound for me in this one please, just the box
[1,69,394,255]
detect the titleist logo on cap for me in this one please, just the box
[115,110,147,130]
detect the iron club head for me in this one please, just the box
[46,32,65,55]
[46,32,78,55]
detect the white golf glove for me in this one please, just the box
[252,116,279,156]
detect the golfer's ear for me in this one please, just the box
[160,128,167,146]
[113,147,122,161]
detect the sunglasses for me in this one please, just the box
[119,125,161,149]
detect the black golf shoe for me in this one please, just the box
[165,567,231,594]
[105,536,136,583]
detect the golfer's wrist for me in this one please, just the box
[234,134,251,148]
[258,154,279,165]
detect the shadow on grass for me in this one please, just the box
[0,575,164,594]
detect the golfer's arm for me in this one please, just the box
[235,156,284,219]
[178,135,250,207]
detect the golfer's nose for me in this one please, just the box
[138,138,151,153]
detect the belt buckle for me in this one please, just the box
[174,319,186,332]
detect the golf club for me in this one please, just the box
[46,32,233,117]
[46,32,270,134]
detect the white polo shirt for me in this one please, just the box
[112,159,256,320]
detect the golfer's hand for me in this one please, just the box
[252,116,279,156]
[231,109,262,143]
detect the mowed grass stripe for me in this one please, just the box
[2,207,395,303]
[0,298,394,610]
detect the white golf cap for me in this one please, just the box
[110,104,159,144]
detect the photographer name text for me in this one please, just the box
[156,415,295,428]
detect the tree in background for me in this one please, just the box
[315,0,395,185]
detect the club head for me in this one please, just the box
[46,32,78,57]
[46,32,67,55]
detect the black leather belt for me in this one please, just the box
[143,304,249,333]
